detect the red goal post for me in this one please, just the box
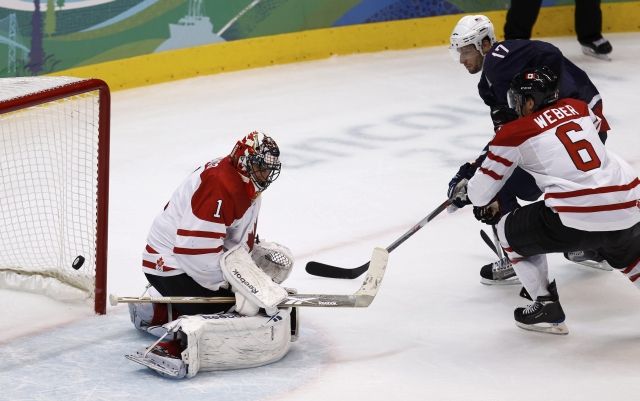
[0,77,110,314]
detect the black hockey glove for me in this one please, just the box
[473,200,501,225]
[490,105,519,131]
[447,162,477,208]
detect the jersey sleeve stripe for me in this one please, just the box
[145,244,158,254]
[486,151,513,167]
[478,166,503,180]
[544,178,640,199]
[552,200,639,213]
[177,229,226,239]
[173,246,224,255]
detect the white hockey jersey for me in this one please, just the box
[142,156,261,291]
[468,98,640,232]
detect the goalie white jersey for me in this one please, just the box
[142,156,261,291]
[468,98,640,231]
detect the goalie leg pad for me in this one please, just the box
[181,310,293,377]
[222,245,288,316]
[251,241,294,284]
[128,286,176,336]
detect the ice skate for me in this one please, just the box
[126,339,187,379]
[580,37,612,60]
[480,257,520,285]
[564,250,613,271]
[514,281,568,335]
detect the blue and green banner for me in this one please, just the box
[0,0,634,79]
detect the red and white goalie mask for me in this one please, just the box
[230,131,281,192]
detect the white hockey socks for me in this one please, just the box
[221,245,288,316]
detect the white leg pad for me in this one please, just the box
[181,310,293,377]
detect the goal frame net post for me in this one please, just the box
[0,77,110,314]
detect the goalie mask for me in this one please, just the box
[231,131,281,191]
[507,66,559,116]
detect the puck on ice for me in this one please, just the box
[72,255,85,270]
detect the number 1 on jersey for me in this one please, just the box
[214,199,222,218]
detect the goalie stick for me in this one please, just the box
[111,247,388,308]
[305,199,451,279]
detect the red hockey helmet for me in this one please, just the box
[230,131,281,191]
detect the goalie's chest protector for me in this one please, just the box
[143,157,261,288]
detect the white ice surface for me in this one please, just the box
[1,33,640,401]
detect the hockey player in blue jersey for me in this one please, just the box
[446,15,611,284]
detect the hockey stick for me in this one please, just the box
[305,199,452,279]
[111,247,388,308]
[491,225,505,259]
[479,229,500,257]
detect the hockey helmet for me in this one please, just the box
[230,131,281,191]
[507,66,559,116]
[449,15,497,54]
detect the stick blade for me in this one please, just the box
[305,260,369,279]
[353,247,389,307]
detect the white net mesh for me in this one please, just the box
[0,77,105,307]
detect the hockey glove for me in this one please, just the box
[490,105,519,131]
[447,162,477,208]
[473,200,501,225]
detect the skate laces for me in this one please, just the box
[493,257,512,272]
[523,301,542,315]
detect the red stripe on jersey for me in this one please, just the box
[479,167,503,180]
[176,229,226,239]
[173,246,224,255]
[493,99,590,147]
[146,245,158,254]
[504,247,513,253]
[628,273,640,283]
[591,99,610,132]
[545,178,640,199]
[552,200,639,213]
[486,151,513,167]
[622,258,640,274]
[142,260,176,272]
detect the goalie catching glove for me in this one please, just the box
[250,240,294,284]
[222,245,288,316]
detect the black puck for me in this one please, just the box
[72,255,85,270]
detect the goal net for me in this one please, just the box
[0,77,110,314]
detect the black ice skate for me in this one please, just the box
[514,281,568,335]
[480,257,520,285]
[580,37,612,60]
[564,249,612,271]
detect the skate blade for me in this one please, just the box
[581,47,611,61]
[572,260,613,271]
[515,321,569,335]
[126,354,186,378]
[480,276,521,286]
